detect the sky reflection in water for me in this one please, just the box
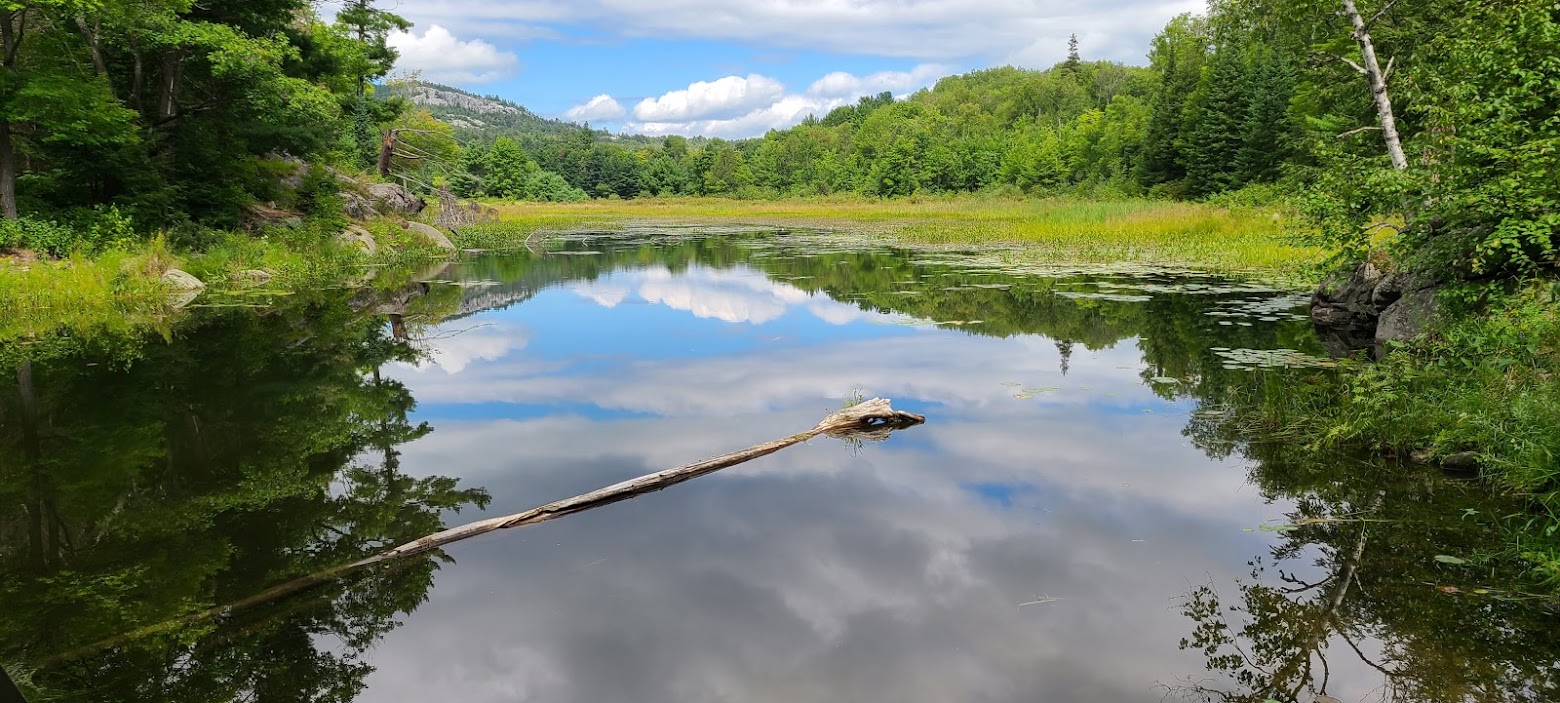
[362,251,1361,703]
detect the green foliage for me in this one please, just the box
[0,210,135,257]
[481,137,540,198]
[521,171,588,202]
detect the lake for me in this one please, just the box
[3,229,1555,703]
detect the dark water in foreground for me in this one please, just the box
[3,230,1557,703]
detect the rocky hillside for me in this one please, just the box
[389,81,589,140]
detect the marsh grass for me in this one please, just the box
[0,221,457,346]
[0,249,175,342]
[476,195,1324,280]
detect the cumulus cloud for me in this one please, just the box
[387,24,520,85]
[612,64,950,138]
[807,64,954,98]
[563,94,627,122]
[631,74,787,122]
[567,265,907,326]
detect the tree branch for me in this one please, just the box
[35,399,926,667]
[1367,0,1400,28]
[1337,125,1383,138]
[1317,51,1369,75]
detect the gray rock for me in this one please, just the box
[162,268,206,307]
[366,183,426,215]
[233,269,275,285]
[1375,287,1443,356]
[404,222,456,250]
[277,155,308,190]
[336,225,378,257]
[341,191,374,219]
[1442,451,1481,471]
[1311,262,1387,357]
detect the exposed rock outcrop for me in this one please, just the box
[342,191,375,219]
[336,225,378,256]
[365,183,426,215]
[404,222,456,250]
[1311,261,1443,358]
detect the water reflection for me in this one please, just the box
[0,289,489,701]
[2,231,1557,703]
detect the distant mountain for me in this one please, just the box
[390,81,588,140]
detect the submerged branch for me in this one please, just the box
[36,399,925,667]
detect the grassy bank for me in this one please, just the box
[470,196,1323,280]
[0,222,447,345]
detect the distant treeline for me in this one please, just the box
[445,20,1298,202]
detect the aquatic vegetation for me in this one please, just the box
[476,196,1324,281]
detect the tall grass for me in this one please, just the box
[479,195,1323,280]
[0,249,174,342]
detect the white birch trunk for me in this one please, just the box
[1342,0,1409,170]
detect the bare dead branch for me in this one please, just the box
[1337,125,1383,138]
[35,400,926,667]
[1317,51,1369,75]
[1367,0,1400,28]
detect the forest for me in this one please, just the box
[1,0,1554,294]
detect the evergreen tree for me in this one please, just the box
[1234,49,1298,185]
[1180,47,1251,196]
[1139,14,1210,188]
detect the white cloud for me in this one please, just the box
[807,64,953,98]
[387,24,520,85]
[389,1,1202,67]
[567,265,903,325]
[407,324,531,375]
[615,64,951,138]
[632,74,787,122]
[563,94,627,122]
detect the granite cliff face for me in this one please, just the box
[398,83,527,117]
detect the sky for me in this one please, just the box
[338,0,1205,138]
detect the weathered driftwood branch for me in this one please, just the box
[38,399,925,667]
[346,398,924,566]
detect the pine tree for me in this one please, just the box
[1065,34,1082,72]
[1234,50,1297,185]
[1180,48,1251,196]
[1139,14,1210,188]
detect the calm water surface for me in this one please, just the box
[3,230,1556,702]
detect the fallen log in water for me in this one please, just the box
[39,398,924,666]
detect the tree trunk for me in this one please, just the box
[129,36,144,114]
[1,10,20,220]
[157,52,183,121]
[76,17,110,87]
[1342,0,1408,171]
[0,121,16,220]
[378,129,398,177]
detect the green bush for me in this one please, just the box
[0,217,94,256]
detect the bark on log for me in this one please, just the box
[36,399,925,666]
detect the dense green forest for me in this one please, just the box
[0,0,427,249]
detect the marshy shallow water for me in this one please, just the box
[3,230,1557,703]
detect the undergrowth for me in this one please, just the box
[1228,282,1560,581]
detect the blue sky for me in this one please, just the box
[347,0,1204,138]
